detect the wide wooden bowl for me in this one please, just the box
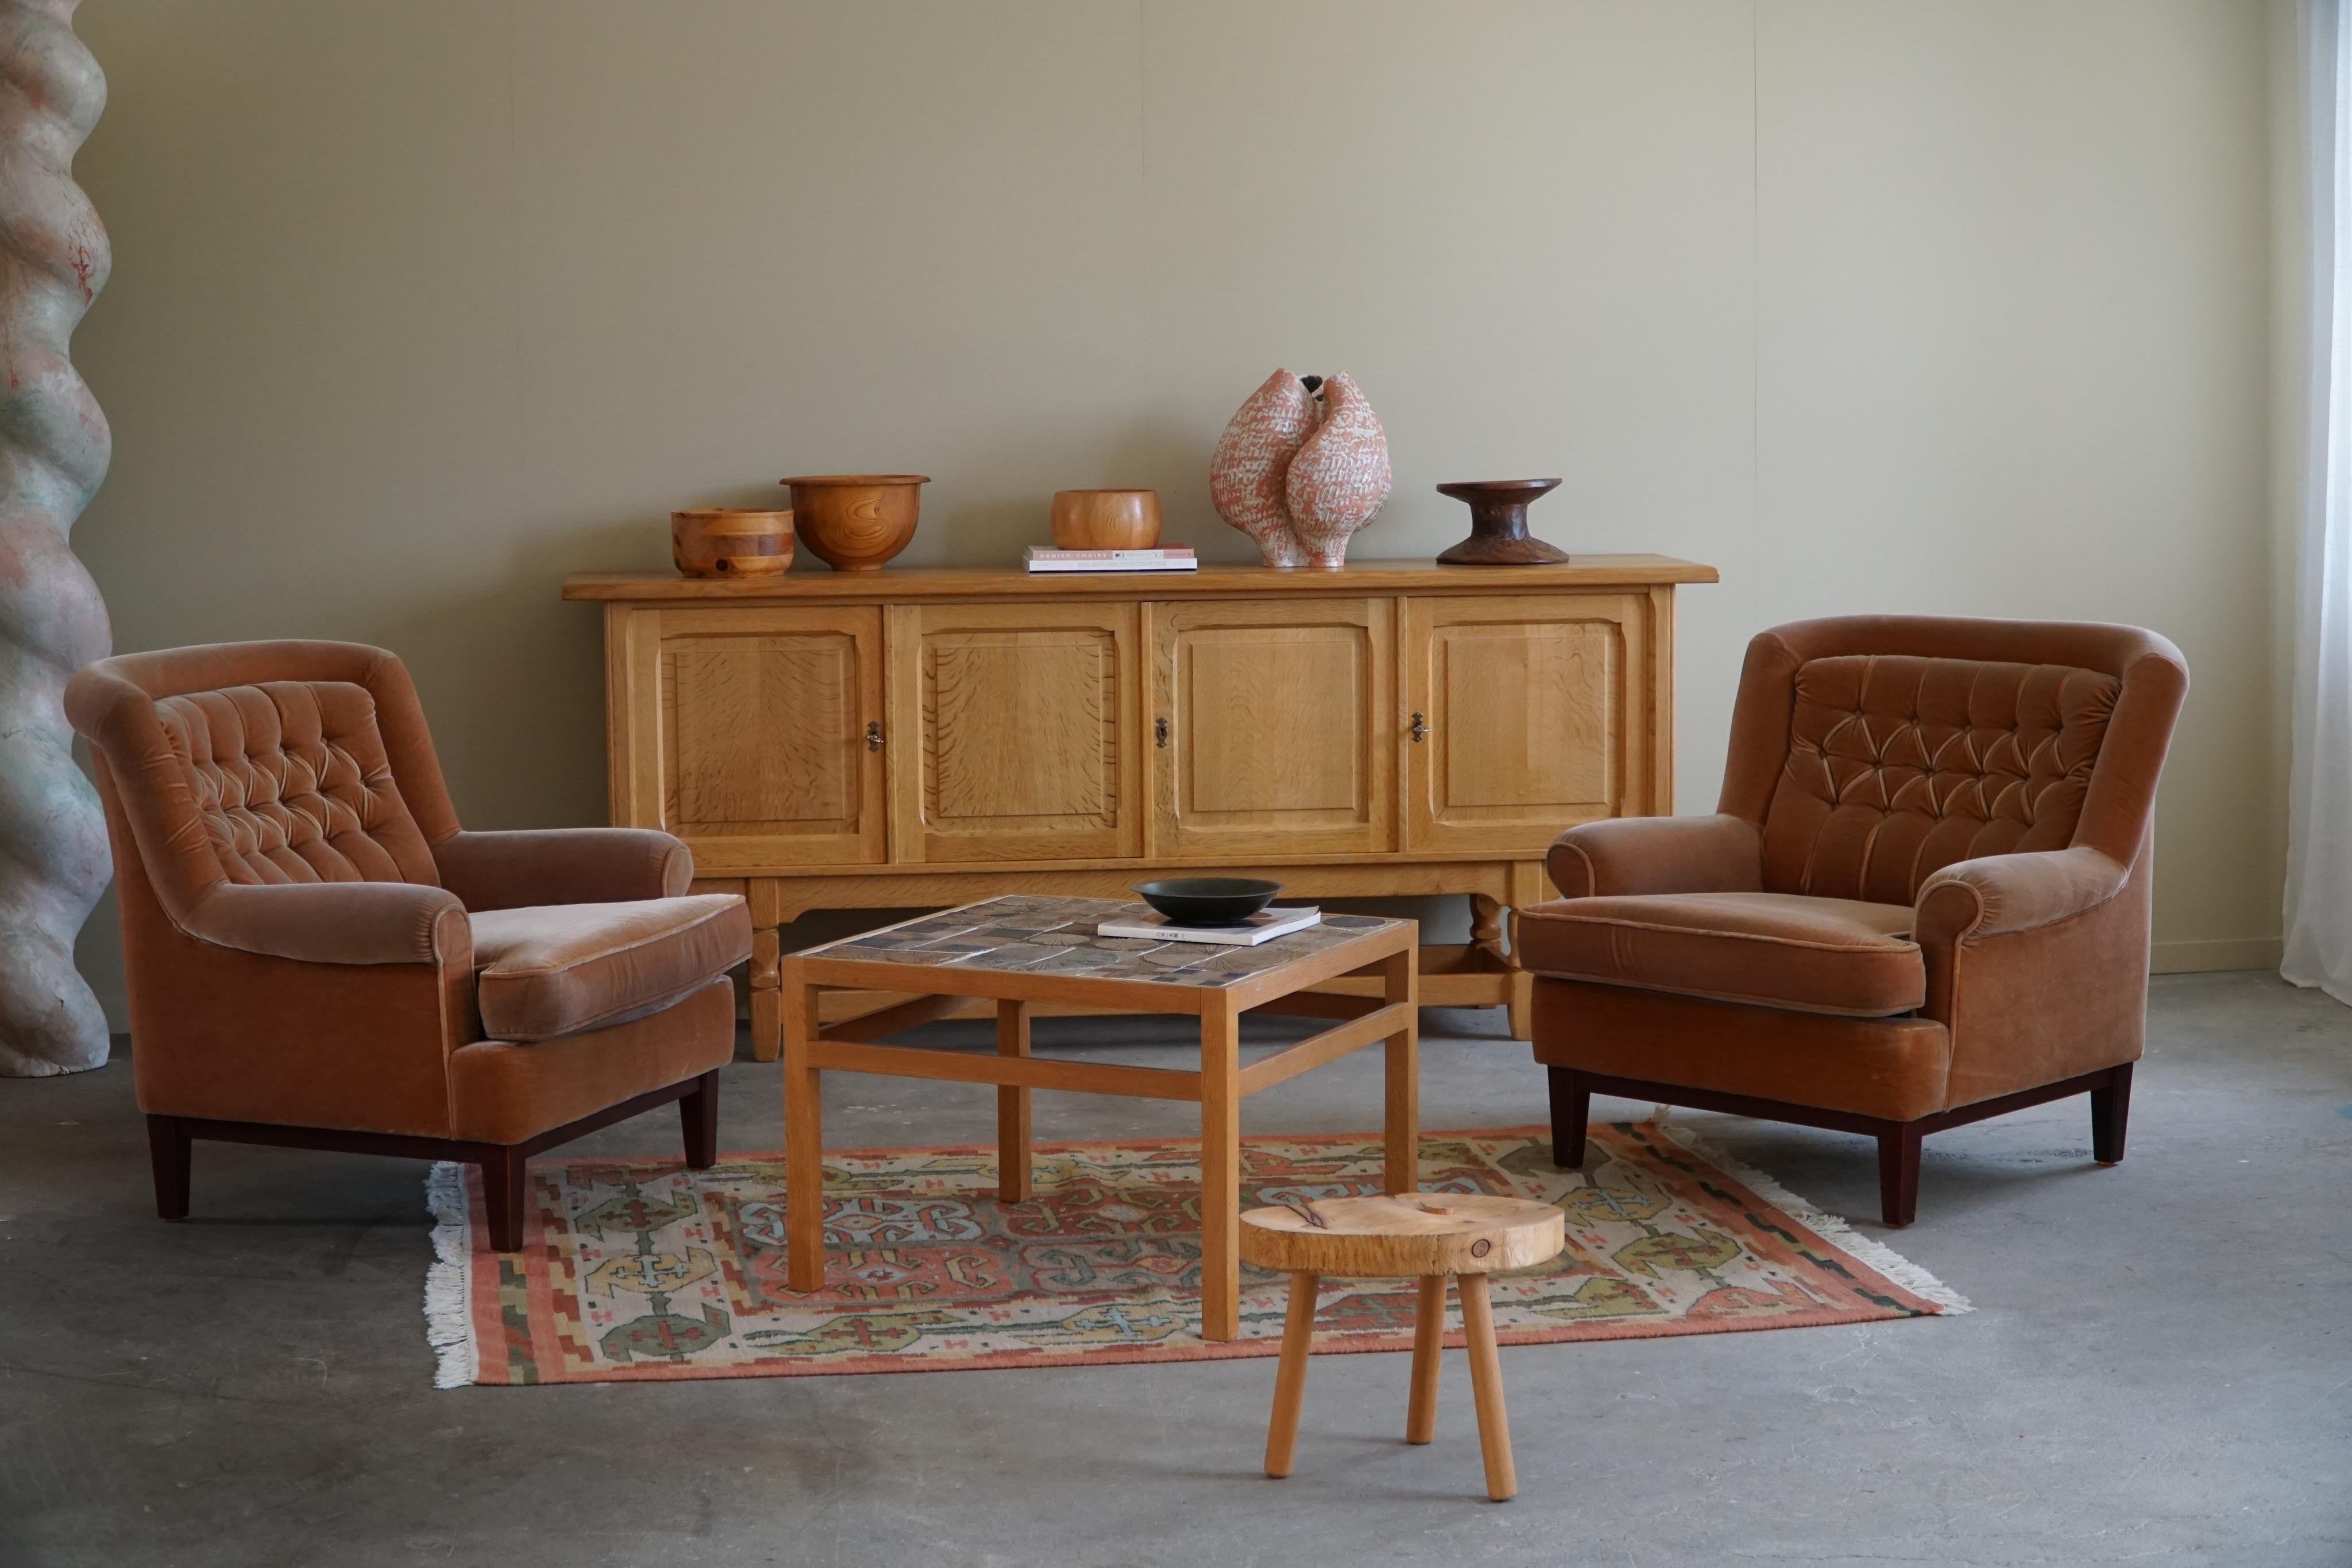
[1134,876,1279,926]
[780,474,929,572]
[1051,489,1162,551]
[671,508,794,578]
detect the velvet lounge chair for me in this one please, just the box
[68,640,750,1250]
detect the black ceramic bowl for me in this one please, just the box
[1133,877,1282,927]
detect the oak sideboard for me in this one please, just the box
[562,556,1717,1060]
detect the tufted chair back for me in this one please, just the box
[153,681,440,886]
[1719,617,2187,906]
[68,642,464,931]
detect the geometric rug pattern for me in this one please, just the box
[426,1122,1968,1387]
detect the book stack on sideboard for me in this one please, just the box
[1024,545,1197,574]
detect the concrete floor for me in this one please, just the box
[1,971,2346,1567]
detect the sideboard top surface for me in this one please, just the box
[562,554,1719,602]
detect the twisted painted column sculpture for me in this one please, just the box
[0,0,111,1076]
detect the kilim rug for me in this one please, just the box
[424,1122,1969,1388]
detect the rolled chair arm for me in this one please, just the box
[1913,847,2130,947]
[1912,845,2146,1102]
[431,827,694,912]
[183,880,471,968]
[1546,814,1763,899]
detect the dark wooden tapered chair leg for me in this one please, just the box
[2090,1062,2133,1166]
[681,1069,719,1170]
[1549,1067,1591,1170]
[146,1115,191,1221]
[1877,1124,1922,1227]
[482,1145,528,1253]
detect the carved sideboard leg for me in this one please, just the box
[748,926,782,1063]
[745,882,786,1062]
[1471,893,1531,1041]
[1469,892,1506,959]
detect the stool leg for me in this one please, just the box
[1265,1271,1319,1479]
[1406,1274,1446,1444]
[1457,1273,1517,1502]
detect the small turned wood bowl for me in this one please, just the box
[671,509,794,578]
[1051,489,1162,551]
[780,474,929,572]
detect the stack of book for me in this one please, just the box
[1096,907,1321,945]
[1024,545,1198,575]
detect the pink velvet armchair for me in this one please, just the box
[68,640,751,1251]
[1519,615,2188,1225]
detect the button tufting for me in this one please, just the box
[156,680,434,886]
[1774,655,2118,903]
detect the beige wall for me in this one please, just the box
[67,1,2280,1021]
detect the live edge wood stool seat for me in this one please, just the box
[780,895,1419,1342]
[564,555,1714,1055]
[1241,1193,1566,1502]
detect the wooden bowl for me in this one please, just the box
[1051,489,1162,551]
[671,509,794,578]
[780,474,929,572]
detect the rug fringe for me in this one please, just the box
[1652,1120,1975,1315]
[424,1160,480,1388]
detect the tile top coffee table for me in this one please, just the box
[779,894,1419,1341]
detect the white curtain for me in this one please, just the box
[2284,0,2352,1001]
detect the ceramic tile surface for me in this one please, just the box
[802,895,1402,988]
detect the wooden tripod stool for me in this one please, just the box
[1239,1193,1566,1502]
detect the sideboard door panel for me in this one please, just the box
[888,603,1141,863]
[1148,598,1396,858]
[1405,594,1651,854]
[641,606,887,870]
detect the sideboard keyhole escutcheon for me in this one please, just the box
[1155,716,1170,749]
[1410,712,1429,744]
[866,720,884,753]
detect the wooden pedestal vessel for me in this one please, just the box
[562,555,1715,1058]
[1241,1193,1566,1501]
[1435,479,1570,566]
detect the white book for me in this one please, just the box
[1096,907,1321,946]
[1026,556,1200,574]
[1025,545,1196,560]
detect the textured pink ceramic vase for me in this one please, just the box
[1285,371,1391,569]
[1208,369,1314,567]
[1209,370,1390,568]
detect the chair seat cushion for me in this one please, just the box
[469,895,750,1042]
[1515,892,1925,1017]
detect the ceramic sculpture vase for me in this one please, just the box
[1210,370,1392,568]
[1208,370,1315,567]
[1284,371,1390,568]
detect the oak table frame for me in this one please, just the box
[779,898,1420,1342]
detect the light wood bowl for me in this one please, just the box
[1051,489,1162,551]
[671,509,794,578]
[780,474,929,572]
